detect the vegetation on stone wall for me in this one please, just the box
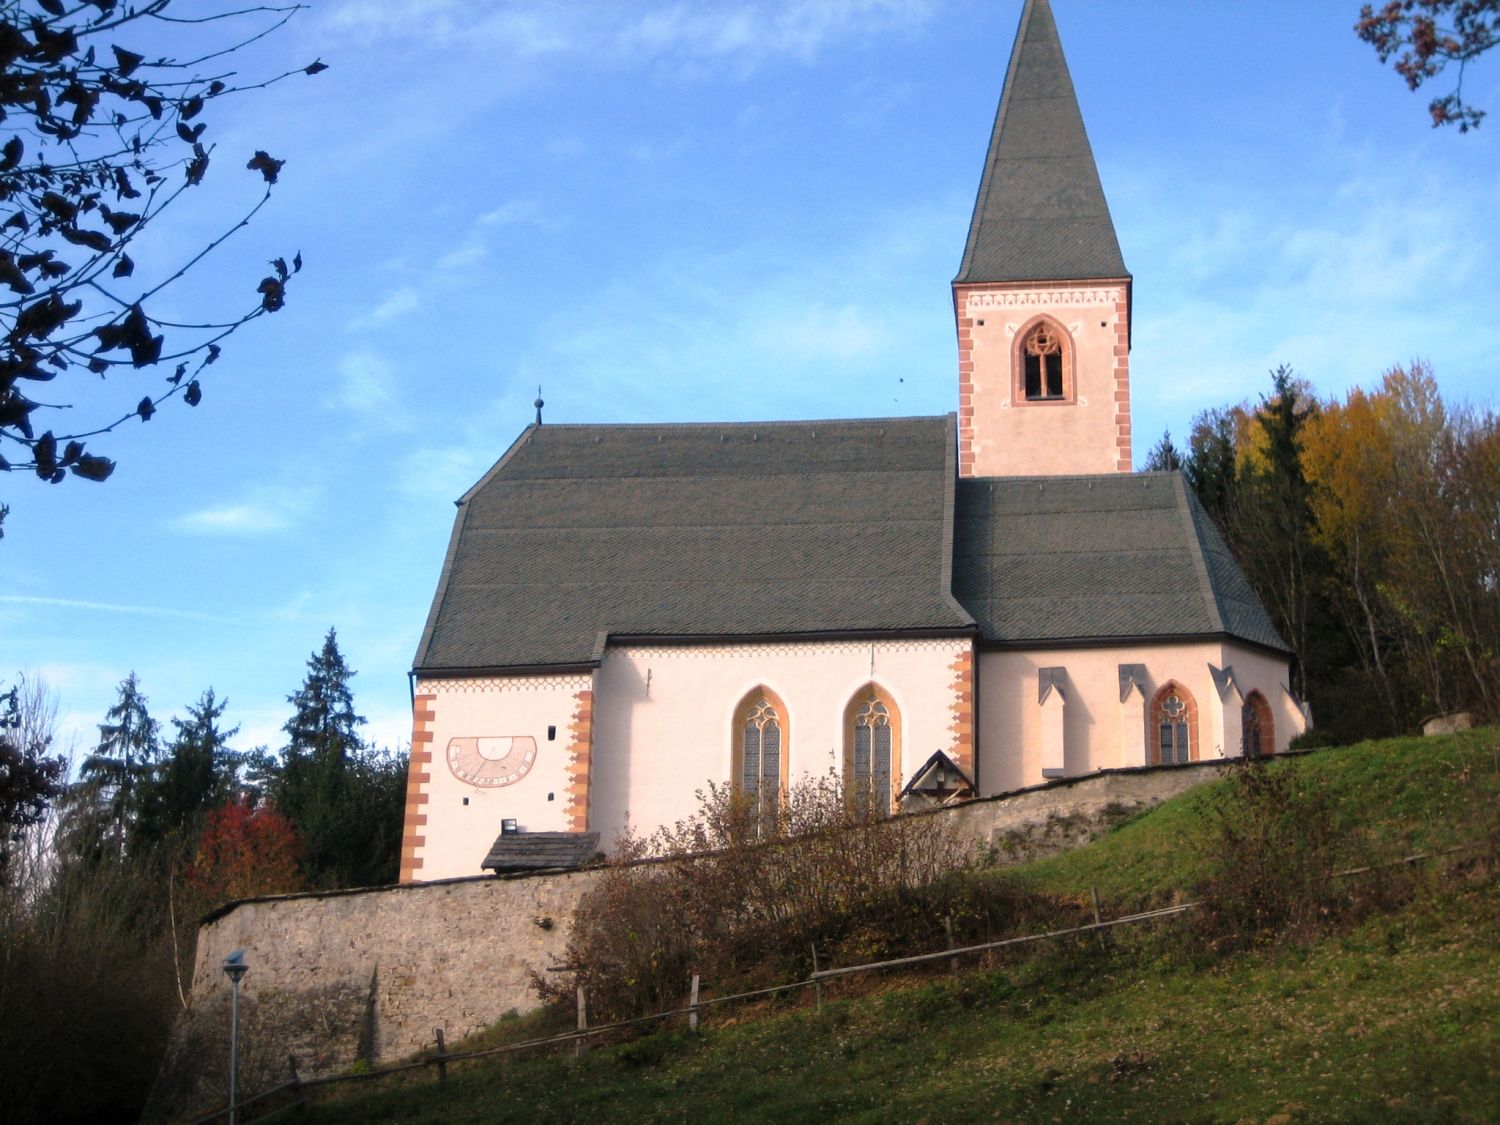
[534,774,1078,1024]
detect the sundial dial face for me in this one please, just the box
[446,736,538,787]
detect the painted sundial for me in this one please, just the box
[446,736,538,787]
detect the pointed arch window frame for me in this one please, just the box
[843,684,901,815]
[1241,690,1275,758]
[1149,680,1199,766]
[1010,315,1078,407]
[732,686,790,819]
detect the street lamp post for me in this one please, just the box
[222,950,248,1125]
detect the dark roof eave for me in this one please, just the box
[414,660,600,680]
[976,631,1294,659]
[595,625,980,648]
[415,626,982,680]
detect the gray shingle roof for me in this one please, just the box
[482,831,602,874]
[413,416,976,672]
[954,0,1128,285]
[952,471,1289,652]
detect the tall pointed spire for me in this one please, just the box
[954,0,1127,284]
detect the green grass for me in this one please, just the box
[1019,729,1500,904]
[295,731,1500,1123]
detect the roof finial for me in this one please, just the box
[534,385,544,426]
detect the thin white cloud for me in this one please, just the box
[754,302,888,360]
[321,1,577,54]
[349,285,421,330]
[171,486,319,537]
[479,199,544,226]
[437,239,487,271]
[319,0,934,73]
[397,444,496,504]
[335,350,399,414]
[0,596,229,623]
[620,0,933,66]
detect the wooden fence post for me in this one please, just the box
[944,915,959,979]
[575,985,588,1060]
[433,1028,448,1085]
[1090,887,1106,951]
[688,974,700,1033]
[810,942,822,1011]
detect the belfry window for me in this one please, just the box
[1022,322,1065,400]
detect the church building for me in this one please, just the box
[399,0,1307,884]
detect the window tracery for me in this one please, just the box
[735,690,786,821]
[1151,683,1196,765]
[845,686,899,814]
[1021,320,1066,400]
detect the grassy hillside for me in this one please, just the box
[297,731,1499,1123]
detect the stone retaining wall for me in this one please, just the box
[152,758,1236,1119]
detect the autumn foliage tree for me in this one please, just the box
[1167,363,1500,741]
[0,0,322,515]
[1357,0,1500,130]
[182,797,304,908]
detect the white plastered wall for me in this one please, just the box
[413,673,589,881]
[976,640,1304,794]
[590,638,970,848]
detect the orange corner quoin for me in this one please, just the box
[565,689,594,832]
[398,692,436,884]
[947,648,975,777]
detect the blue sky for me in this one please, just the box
[4,0,1497,761]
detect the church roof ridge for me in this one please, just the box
[525,414,949,433]
[954,0,1128,286]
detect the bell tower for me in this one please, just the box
[954,0,1132,478]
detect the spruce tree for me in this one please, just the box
[71,672,160,860]
[136,689,242,849]
[274,628,398,887]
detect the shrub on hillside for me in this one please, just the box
[0,858,178,1125]
[537,775,1074,1023]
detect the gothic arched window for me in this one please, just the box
[1150,682,1198,766]
[1021,320,1067,400]
[1242,690,1274,758]
[844,685,900,814]
[734,689,787,820]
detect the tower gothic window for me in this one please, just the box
[1022,321,1066,400]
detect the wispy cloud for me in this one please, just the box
[619,1,933,67]
[479,199,544,226]
[397,444,498,504]
[754,302,889,360]
[1123,143,1500,449]
[320,0,935,74]
[349,285,421,330]
[0,596,229,623]
[334,350,399,416]
[170,486,320,537]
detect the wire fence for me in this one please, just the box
[188,837,1491,1125]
